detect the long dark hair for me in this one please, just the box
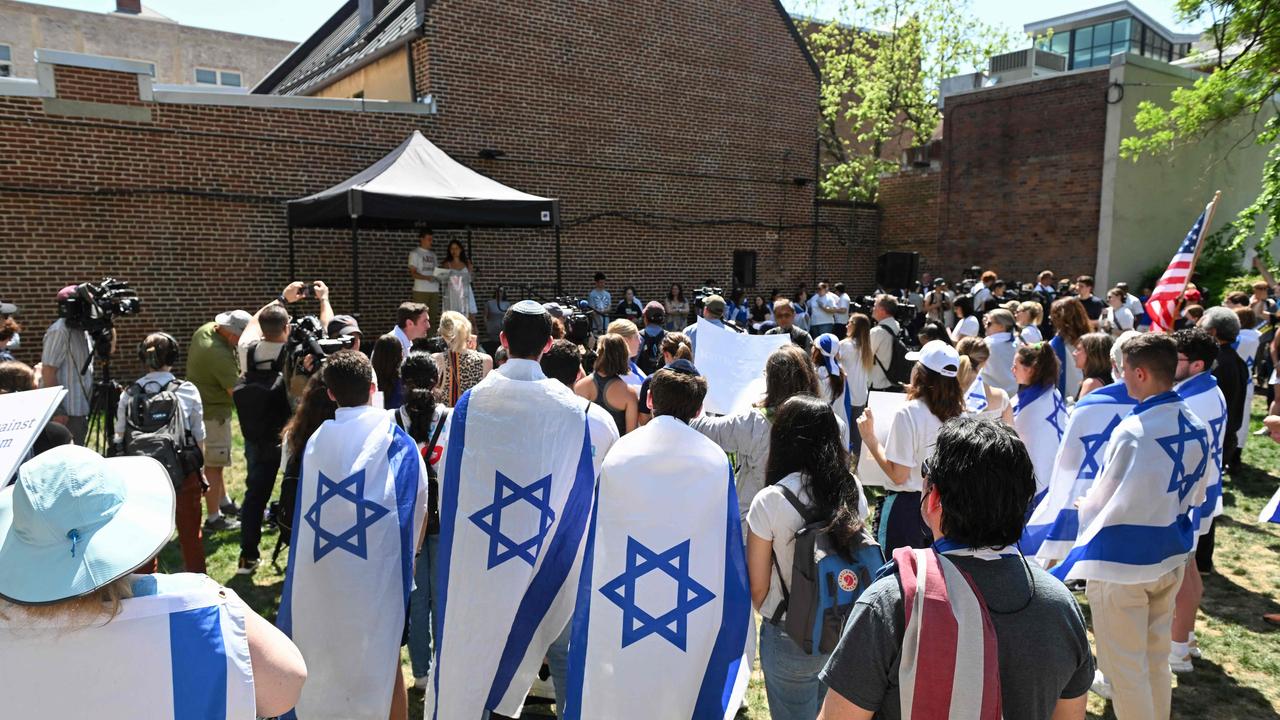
[1016,342,1060,389]
[906,364,965,422]
[758,345,820,413]
[283,373,338,458]
[668,283,684,302]
[371,333,403,394]
[401,351,440,444]
[765,395,864,558]
[446,239,470,266]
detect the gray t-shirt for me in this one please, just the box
[820,555,1094,719]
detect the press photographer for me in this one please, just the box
[40,279,140,446]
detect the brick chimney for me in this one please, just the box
[116,0,142,14]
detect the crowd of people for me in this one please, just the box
[2,253,1280,720]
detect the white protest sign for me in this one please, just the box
[855,390,909,489]
[0,386,67,486]
[695,318,790,415]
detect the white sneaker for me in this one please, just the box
[1188,633,1203,659]
[1090,670,1113,699]
[1170,651,1194,674]
[413,675,429,691]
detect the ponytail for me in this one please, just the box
[1015,342,1059,389]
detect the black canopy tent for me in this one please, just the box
[285,130,561,313]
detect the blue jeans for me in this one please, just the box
[547,622,571,715]
[759,620,830,720]
[408,533,440,679]
[239,436,281,561]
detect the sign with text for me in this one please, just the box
[695,318,790,415]
[855,390,909,489]
[0,387,67,486]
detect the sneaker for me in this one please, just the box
[1169,651,1194,674]
[1090,670,1113,699]
[220,499,241,517]
[1188,634,1203,659]
[235,556,259,576]
[413,675,429,691]
[1255,426,1271,436]
[204,514,241,532]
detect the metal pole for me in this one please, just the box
[466,226,474,262]
[287,224,296,281]
[350,215,361,316]
[555,225,563,296]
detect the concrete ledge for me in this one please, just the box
[42,98,152,123]
[0,77,49,98]
[33,48,154,76]
[152,88,438,114]
[1110,51,1205,81]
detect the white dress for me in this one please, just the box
[437,265,478,315]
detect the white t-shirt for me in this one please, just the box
[837,337,871,406]
[883,398,944,493]
[951,315,979,341]
[747,472,812,620]
[1019,325,1043,344]
[1100,306,1134,336]
[409,247,440,293]
[809,293,836,325]
[238,339,286,377]
[834,293,852,324]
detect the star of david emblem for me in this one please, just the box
[303,469,391,562]
[1208,401,1227,476]
[1156,411,1209,501]
[1046,394,1068,441]
[599,537,716,651]
[1077,415,1123,481]
[469,472,556,569]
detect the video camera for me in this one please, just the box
[547,297,595,346]
[693,286,724,312]
[58,278,142,356]
[288,315,355,372]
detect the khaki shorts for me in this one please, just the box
[204,417,233,468]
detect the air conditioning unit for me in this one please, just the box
[988,48,1067,83]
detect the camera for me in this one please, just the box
[58,278,142,354]
[693,286,724,312]
[300,282,320,299]
[549,297,594,345]
[288,315,354,371]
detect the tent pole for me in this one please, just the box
[287,224,296,281]
[466,226,473,263]
[350,216,361,316]
[555,226,563,296]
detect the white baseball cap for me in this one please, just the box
[906,340,960,378]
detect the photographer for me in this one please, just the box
[923,278,953,329]
[868,295,902,391]
[233,281,322,575]
[40,286,101,445]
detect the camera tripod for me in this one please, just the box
[81,343,122,457]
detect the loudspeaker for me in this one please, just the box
[733,250,757,288]
[876,252,919,290]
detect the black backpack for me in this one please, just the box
[637,328,666,376]
[123,379,204,488]
[233,342,291,441]
[874,323,913,385]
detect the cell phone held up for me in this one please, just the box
[300,282,318,299]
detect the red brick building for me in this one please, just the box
[1,1,877,375]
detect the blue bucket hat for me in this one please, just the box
[0,445,174,605]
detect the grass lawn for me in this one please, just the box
[160,399,1280,719]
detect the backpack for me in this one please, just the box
[770,485,885,655]
[637,328,666,376]
[232,342,291,441]
[874,323,913,386]
[123,379,204,488]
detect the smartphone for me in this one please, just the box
[301,283,317,299]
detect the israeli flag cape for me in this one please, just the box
[1023,382,1135,562]
[1258,486,1280,524]
[277,405,426,720]
[1175,371,1227,536]
[1012,383,1067,505]
[428,369,597,718]
[563,416,752,719]
[1052,391,1207,584]
[816,333,854,450]
[1234,329,1260,450]
[965,376,989,414]
[0,575,255,719]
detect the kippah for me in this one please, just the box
[512,299,547,315]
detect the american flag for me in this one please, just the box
[1144,204,1213,333]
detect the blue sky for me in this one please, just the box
[21,0,1200,43]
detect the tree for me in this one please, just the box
[800,0,1016,201]
[1120,0,1280,261]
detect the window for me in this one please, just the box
[194,67,241,87]
[1067,18,1137,69]
[0,44,11,78]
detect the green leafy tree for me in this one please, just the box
[1120,0,1280,261]
[800,0,1016,201]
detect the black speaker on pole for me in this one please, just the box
[733,250,757,289]
[876,252,920,290]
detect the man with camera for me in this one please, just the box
[40,285,99,445]
[923,278,953,329]
[869,294,903,391]
[233,281,330,575]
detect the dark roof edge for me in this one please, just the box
[252,0,358,95]
[772,0,821,82]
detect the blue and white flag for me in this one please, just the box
[1052,391,1207,583]
[563,416,752,720]
[816,333,854,450]
[1234,328,1260,450]
[1175,371,1227,537]
[1259,486,1280,524]
[428,370,599,719]
[1023,382,1135,562]
[1013,383,1067,505]
[0,575,255,719]
[277,405,426,720]
[625,359,648,388]
[965,376,989,414]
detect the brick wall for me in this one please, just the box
[1,1,864,378]
[935,70,1110,284]
[878,169,940,276]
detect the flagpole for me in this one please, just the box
[1174,190,1222,307]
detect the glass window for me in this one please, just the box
[0,44,10,62]
[1094,22,1113,48]
[1051,33,1070,54]
[1093,46,1112,65]
[1132,20,1143,39]
[220,71,241,87]
[195,68,217,84]
[1076,25,1093,48]
[1074,49,1092,67]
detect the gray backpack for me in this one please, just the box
[123,379,203,487]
